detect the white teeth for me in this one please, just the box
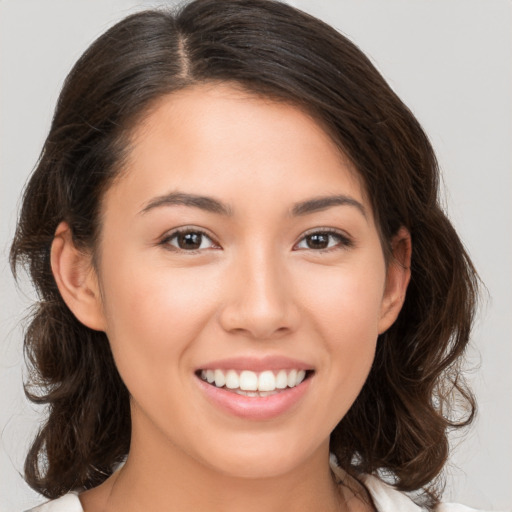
[235,389,279,397]
[225,370,239,389]
[214,369,226,388]
[287,369,297,387]
[275,370,288,389]
[239,370,258,391]
[200,368,310,392]
[258,370,275,392]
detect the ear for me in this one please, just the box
[51,221,106,331]
[378,226,412,334]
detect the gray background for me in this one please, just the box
[1,1,510,510]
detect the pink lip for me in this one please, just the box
[195,356,315,420]
[196,355,313,372]
[196,375,312,420]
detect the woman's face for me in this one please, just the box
[85,84,407,478]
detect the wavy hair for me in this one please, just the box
[10,0,478,507]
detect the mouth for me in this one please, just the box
[195,368,315,397]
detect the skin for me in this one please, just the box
[51,84,411,512]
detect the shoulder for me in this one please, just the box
[361,473,425,511]
[22,476,498,512]
[25,492,83,512]
[436,505,498,512]
[329,457,489,512]
[362,474,493,512]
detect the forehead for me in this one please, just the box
[108,83,371,219]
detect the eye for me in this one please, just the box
[295,230,352,251]
[161,229,219,252]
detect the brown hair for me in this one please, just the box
[10,0,478,507]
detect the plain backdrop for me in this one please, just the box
[1,1,510,511]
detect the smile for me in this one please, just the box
[198,369,309,396]
[195,362,314,420]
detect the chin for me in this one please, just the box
[195,436,321,480]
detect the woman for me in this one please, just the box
[9,0,482,510]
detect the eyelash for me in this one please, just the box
[160,228,219,254]
[294,228,353,253]
[159,227,353,254]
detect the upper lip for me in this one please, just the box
[196,355,314,373]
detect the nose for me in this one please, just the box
[218,247,301,340]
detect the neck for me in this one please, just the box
[83,416,347,512]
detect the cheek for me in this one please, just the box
[98,255,220,381]
[300,258,386,339]
[296,259,385,407]
[321,278,381,368]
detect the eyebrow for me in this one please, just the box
[291,195,367,218]
[140,191,366,218]
[140,192,233,216]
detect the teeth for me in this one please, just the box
[287,369,297,387]
[275,370,288,389]
[240,370,258,391]
[258,370,275,392]
[235,389,279,397]
[214,369,226,388]
[225,370,239,389]
[199,368,309,392]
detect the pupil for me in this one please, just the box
[179,232,202,250]
[308,233,329,249]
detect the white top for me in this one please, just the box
[25,474,490,512]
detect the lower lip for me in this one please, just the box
[196,376,312,420]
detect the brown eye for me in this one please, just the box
[164,230,216,251]
[295,230,352,251]
[305,233,330,249]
